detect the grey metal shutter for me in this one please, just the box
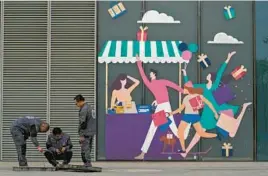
[50,1,96,161]
[2,1,48,161]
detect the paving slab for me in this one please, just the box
[1,162,268,176]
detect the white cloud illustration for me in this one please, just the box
[137,10,181,24]
[207,32,244,44]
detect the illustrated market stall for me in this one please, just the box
[98,38,199,160]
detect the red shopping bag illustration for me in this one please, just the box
[151,110,168,127]
[189,95,204,111]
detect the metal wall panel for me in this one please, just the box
[50,1,96,161]
[0,1,96,161]
[2,1,48,161]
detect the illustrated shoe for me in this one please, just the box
[216,133,222,141]
[178,150,186,153]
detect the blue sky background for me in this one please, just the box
[256,2,268,60]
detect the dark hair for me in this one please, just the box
[184,86,203,95]
[74,94,85,102]
[210,72,232,85]
[110,73,134,91]
[150,69,158,77]
[52,127,62,135]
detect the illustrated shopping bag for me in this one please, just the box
[216,110,236,134]
[213,84,236,105]
[189,95,204,111]
[151,110,168,127]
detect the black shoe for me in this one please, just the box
[62,161,69,165]
[19,162,28,167]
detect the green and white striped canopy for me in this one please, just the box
[98,40,187,63]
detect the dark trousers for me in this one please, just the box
[10,127,28,166]
[44,150,73,167]
[80,136,93,164]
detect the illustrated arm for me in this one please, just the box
[171,104,185,115]
[127,75,140,93]
[161,80,184,93]
[136,61,151,88]
[201,96,217,116]
[110,90,117,108]
[213,62,227,89]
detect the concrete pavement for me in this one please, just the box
[1,162,268,175]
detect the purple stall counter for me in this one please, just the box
[105,114,184,160]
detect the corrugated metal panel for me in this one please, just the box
[0,1,3,161]
[2,1,48,161]
[50,1,96,161]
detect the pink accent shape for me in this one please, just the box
[151,110,168,127]
[184,81,193,88]
[182,50,192,61]
[220,109,234,117]
[189,95,204,111]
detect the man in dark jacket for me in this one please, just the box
[74,94,96,167]
[10,116,50,166]
[44,127,73,167]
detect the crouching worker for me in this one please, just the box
[44,127,73,167]
[10,116,49,166]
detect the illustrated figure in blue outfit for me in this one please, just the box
[180,51,252,158]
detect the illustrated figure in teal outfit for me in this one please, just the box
[180,51,252,158]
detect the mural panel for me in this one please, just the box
[97,1,254,161]
[199,1,254,160]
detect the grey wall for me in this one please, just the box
[97,1,254,160]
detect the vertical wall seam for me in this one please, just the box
[141,0,146,104]
[0,0,4,161]
[46,0,51,137]
[252,1,257,161]
[94,0,97,161]
[197,0,202,159]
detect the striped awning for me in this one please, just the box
[98,40,188,63]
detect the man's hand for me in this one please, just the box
[37,146,44,153]
[56,149,61,154]
[151,100,157,106]
[166,112,171,117]
[80,136,85,142]
[61,147,66,153]
[182,69,187,76]
[226,51,236,63]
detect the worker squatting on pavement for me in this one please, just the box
[44,127,73,167]
[10,116,50,166]
[74,94,96,167]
